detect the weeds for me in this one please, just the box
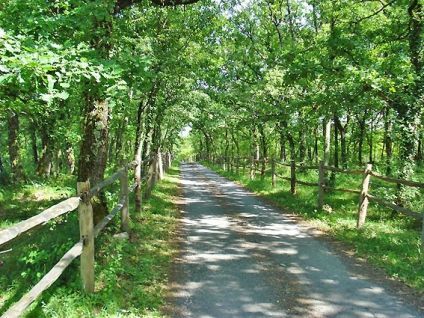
[0,167,181,317]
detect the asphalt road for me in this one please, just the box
[167,163,422,318]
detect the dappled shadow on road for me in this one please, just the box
[166,164,421,318]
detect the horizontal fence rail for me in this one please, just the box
[367,194,422,220]
[0,197,80,248]
[369,171,424,188]
[3,241,84,318]
[0,152,172,318]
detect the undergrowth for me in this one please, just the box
[0,166,181,317]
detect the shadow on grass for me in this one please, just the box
[0,165,183,317]
[0,212,79,316]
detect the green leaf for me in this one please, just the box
[60,82,71,89]
[56,91,69,100]
[47,74,56,92]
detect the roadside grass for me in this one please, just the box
[0,175,76,229]
[0,166,181,317]
[204,162,424,292]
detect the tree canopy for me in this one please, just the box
[0,0,423,202]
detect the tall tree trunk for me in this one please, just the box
[255,136,260,161]
[224,128,230,170]
[66,144,75,174]
[329,115,339,185]
[335,116,348,169]
[259,124,267,177]
[417,132,423,163]
[199,138,204,159]
[252,125,260,160]
[150,111,163,184]
[314,126,319,163]
[299,129,306,163]
[114,117,128,163]
[0,135,6,182]
[134,99,149,213]
[76,7,116,223]
[307,145,313,162]
[358,116,366,165]
[0,151,5,180]
[333,115,339,168]
[52,148,62,177]
[77,99,110,224]
[323,118,332,186]
[231,129,240,173]
[202,130,211,161]
[7,111,24,182]
[287,133,295,161]
[383,107,393,175]
[250,125,259,179]
[323,118,331,166]
[108,134,115,160]
[37,127,53,177]
[368,120,374,164]
[395,0,423,202]
[418,140,422,161]
[279,126,286,161]
[231,130,240,162]
[30,123,38,166]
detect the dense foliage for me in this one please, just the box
[0,0,423,299]
[185,0,423,205]
[1,0,422,196]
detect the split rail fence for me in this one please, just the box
[209,157,424,243]
[0,153,171,318]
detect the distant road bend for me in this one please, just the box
[167,163,422,318]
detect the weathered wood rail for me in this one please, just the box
[0,152,172,318]
[209,156,424,243]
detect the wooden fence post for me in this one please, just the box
[290,160,296,195]
[357,163,372,228]
[77,181,95,293]
[271,159,276,188]
[120,165,130,233]
[318,160,325,209]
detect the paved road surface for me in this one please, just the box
[167,163,422,318]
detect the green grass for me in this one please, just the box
[205,162,424,292]
[0,166,181,317]
[0,175,76,229]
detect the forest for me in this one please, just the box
[0,0,423,316]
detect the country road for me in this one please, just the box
[167,163,422,318]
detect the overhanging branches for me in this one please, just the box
[115,0,201,13]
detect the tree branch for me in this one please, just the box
[354,0,397,24]
[115,0,201,13]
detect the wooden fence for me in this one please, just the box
[209,157,424,243]
[0,152,172,318]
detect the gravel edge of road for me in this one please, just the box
[162,166,189,318]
